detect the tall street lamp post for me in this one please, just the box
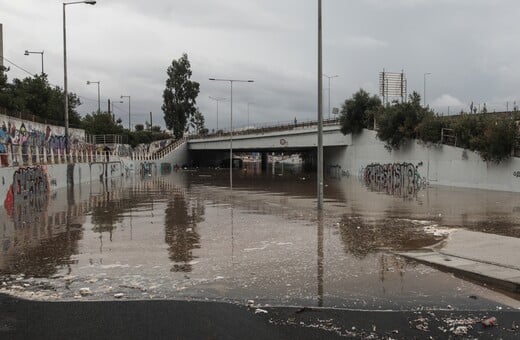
[323,74,338,120]
[247,102,254,128]
[423,72,431,107]
[24,50,44,75]
[63,0,96,155]
[209,78,254,190]
[111,100,123,122]
[209,96,225,131]
[86,80,100,113]
[121,95,131,130]
[317,0,324,210]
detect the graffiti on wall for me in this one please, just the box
[3,166,50,220]
[361,162,427,198]
[0,114,89,160]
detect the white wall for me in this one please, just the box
[326,129,520,192]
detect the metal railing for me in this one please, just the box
[131,137,187,161]
[0,143,127,167]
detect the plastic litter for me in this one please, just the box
[481,317,497,327]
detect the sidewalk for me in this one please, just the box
[398,230,520,293]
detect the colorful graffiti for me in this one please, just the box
[0,114,89,164]
[4,166,50,217]
[361,162,427,198]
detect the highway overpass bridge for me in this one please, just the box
[186,121,351,168]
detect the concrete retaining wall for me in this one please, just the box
[326,129,520,192]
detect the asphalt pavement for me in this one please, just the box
[1,294,519,339]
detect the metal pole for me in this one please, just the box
[63,1,96,154]
[423,73,431,107]
[96,82,100,113]
[121,95,131,130]
[209,96,225,131]
[63,3,69,154]
[328,77,331,120]
[317,0,324,210]
[230,81,233,190]
[41,52,44,75]
[209,79,254,190]
[323,75,338,120]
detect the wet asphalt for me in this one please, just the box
[1,294,519,339]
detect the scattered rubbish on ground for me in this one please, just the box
[79,288,92,296]
[481,316,497,327]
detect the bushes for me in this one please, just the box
[339,89,382,135]
[339,89,519,163]
[375,92,432,149]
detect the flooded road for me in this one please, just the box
[1,165,520,311]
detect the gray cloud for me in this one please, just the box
[2,0,520,130]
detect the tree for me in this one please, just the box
[0,72,81,126]
[376,92,430,149]
[188,110,205,133]
[81,111,124,135]
[162,53,200,140]
[339,89,382,135]
[476,118,517,163]
[134,124,144,132]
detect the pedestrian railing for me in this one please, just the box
[131,137,187,161]
[0,143,127,167]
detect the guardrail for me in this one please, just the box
[0,144,128,167]
[131,137,187,161]
[194,117,341,140]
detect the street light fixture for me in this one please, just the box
[24,50,44,75]
[209,78,254,190]
[63,0,96,155]
[120,95,131,130]
[323,74,338,120]
[86,80,100,113]
[209,96,226,131]
[424,72,431,107]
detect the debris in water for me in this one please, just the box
[481,317,497,327]
[295,307,313,314]
[79,288,92,296]
[255,308,268,314]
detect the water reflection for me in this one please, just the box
[1,170,520,309]
[164,190,204,272]
[338,215,444,259]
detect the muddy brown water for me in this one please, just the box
[1,164,520,310]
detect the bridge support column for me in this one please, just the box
[261,152,269,171]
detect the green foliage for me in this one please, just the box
[162,53,200,139]
[451,115,485,150]
[339,89,382,135]
[0,72,81,126]
[376,92,431,149]
[125,130,171,148]
[415,112,446,143]
[476,118,517,163]
[151,125,162,132]
[338,87,518,163]
[134,124,144,132]
[188,110,205,133]
[81,111,124,135]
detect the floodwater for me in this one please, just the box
[1,163,520,311]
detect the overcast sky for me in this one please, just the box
[2,0,520,130]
